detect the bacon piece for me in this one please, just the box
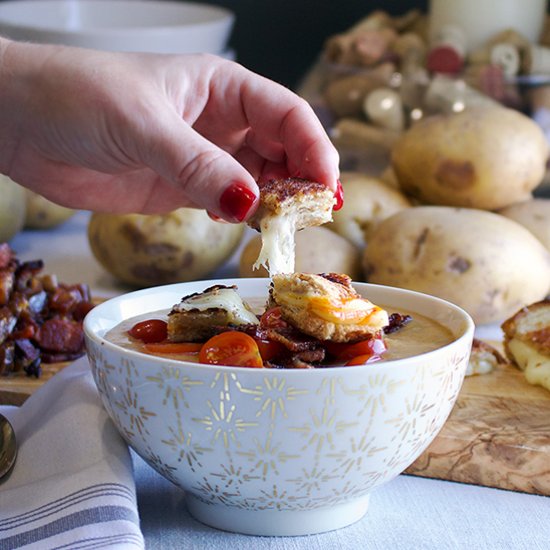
[263,328,321,353]
[384,312,413,334]
[0,243,14,269]
[0,306,17,345]
[37,318,85,353]
[0,266,15,306]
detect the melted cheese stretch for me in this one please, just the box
[507,339,550,390]
[175,288,259,325]
[253,213,297,275]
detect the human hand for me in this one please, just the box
[0,39,340,222]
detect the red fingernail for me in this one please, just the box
[334,179,344,211]
[207,211,228,223]
[220,182,257,222]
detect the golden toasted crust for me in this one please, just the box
[167,285,257,342]
[466,338,507,376]
[167,310,235,342]
[247,177,335,231]
[270,272,389,342]
[500,300,550,391]
[501,299,550,358]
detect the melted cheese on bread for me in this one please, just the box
[248,178,335,276]
[271,273,389,342]
[172,286,259,325]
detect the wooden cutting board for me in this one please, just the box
[0,361,70,406]
[406,356,550,495]
[2,344,549,496]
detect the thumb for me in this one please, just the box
[141,110,259,222]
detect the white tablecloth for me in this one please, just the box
[9,210,550,549]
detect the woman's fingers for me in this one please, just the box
[194,60,340,190]
[137,106,260,222]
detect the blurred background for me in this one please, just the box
[0,0,427,88]
[194,0,428,88]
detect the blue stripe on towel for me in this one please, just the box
[0,484,134,530]
[0,505,139,549]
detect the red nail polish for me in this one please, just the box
[333,179,344,211]
[207,211,228,223]
[220,182,257,222]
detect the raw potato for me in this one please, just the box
[499,198,550,251]
[25,190,75,229]
[240,226,362,280]
[391,107,548,210]
[0,175,26,242]
[363,206,550,324]
[88,209,244,287]
[327,172,411,248]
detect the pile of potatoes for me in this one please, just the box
[329,106,550,325]
[0,175,76,242]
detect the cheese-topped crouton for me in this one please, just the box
[465,338,507,376]
[247,178,335,276]
[501,300,550,391]
[167,285,258,342]
[270,272,389,342]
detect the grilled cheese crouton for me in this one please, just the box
[271,272,389,342]
[501,300,550,391]
[167,285,258,342]
[465,338,507,376]
[247,178,335,275]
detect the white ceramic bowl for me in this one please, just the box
[0,0,234,54]
[84,278,474,536]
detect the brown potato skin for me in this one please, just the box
[25,190,75,229]
[363,206,550,324]
[391,107,548,210]
[88,209,243,288]
[499,198,550,251]
[240,226,362,280]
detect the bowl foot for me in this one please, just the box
[185,493,370,536]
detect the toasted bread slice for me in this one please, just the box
[465,338,507,376]
[167,285,258,342]
[270,272,389,342]
[247,178,335,275]
[501,300,550,391]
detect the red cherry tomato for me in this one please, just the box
[128,319,168,343]
[254,338,286,362]
[345,353,383,366]
[199,332,264,368]
[325,337,387,361]
[260,307,289,330]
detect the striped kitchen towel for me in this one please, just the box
[0,358,144,549]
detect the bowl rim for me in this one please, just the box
[84,278,475,374]
[0,0,234,36]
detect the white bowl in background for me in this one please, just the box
[0,0,234,54]
[84,278,474,536]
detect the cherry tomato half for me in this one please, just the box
[325,337,387,361]
[345,353,383,366]
[143,342,202,354]
[199,332,264,368]
[259,307,289,330]
[128,319,168,343]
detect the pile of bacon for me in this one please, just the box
[0,243,94,377]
